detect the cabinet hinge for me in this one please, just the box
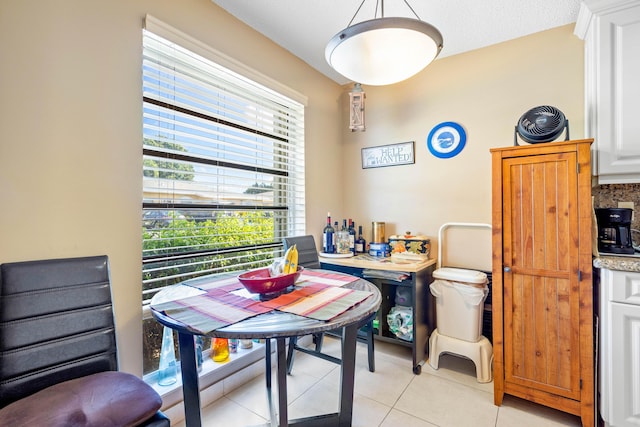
[577,163,580,174]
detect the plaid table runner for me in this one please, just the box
[189,270,357,292]
[151,269,369,334]
[261,283,373,321]
[151,288,272,335]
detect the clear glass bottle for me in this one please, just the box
[194,335,203,372]
[211,338,229,362]
[336,229,350,254]
[322,212,335,254]
[157,327,177,386]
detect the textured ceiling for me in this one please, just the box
[212,0,581,85]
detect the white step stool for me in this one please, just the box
[429,330,493,383]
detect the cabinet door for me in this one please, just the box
[593,4,640,182]
[610,302,640,427]
[501,151,582,400]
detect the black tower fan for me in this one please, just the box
[514,105,569,146]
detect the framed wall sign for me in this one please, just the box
[361,141,415,169]
[427,122,467,158]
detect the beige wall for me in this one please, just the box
[0,0,584,374]
[338,24,584,269]
[0,0,342,375]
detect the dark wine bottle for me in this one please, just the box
[348,219,356,254]
[322,212,335,254]
[355,225,366,254]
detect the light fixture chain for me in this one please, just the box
[348,0,420,24]
[347,0,368,27]
[403,0,421,20]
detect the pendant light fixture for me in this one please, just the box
[326,0,443,86]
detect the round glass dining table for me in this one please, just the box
[150,270,381,427]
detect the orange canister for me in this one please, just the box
[211,338,229,362]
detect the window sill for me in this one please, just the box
[145,340,270,408]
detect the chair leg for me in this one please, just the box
[286,336,297,375]
[314,333,324,352]
[366,320,375,372]
[265,339,272,387]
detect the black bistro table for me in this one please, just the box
[150,269,381,427]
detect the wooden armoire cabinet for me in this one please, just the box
[490,139,595,426]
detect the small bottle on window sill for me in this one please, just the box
[211,338,229,362]
[195,336,203,372]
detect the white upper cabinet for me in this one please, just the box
[575,0,640,184]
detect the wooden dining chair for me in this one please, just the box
[0,255,169,426]
[283,235,375,373]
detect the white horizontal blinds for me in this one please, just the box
[142,30,305,304]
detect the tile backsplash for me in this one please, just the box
[592,183,640,232]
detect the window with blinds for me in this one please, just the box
[142,29,306,308]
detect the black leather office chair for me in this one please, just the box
[0,255,169,426]
[283,235,375,373]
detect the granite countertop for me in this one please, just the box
[593,254,640,273]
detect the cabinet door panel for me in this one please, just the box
[504,153,575,274]
[502,152,581,399]
[505,274,578,396]
[596,6,640,178]
[610,302,640,427]
[609,269,640,305]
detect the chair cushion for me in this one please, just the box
[0,371,162,427]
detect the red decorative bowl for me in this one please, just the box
[238,266,304,294]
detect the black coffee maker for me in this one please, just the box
[595,208,634,255]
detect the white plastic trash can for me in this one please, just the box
[430,267,488,342]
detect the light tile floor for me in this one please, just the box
[176,337,583,427]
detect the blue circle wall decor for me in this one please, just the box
[426,122,467,158]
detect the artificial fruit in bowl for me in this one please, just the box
[268,244,299,277]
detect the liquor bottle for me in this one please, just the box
[355,225,366,254]
[322,212,335,254]
[336,219,350,254]
[333,221,339,252]
[348,219,356,255]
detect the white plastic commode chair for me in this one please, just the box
[428,223,493,383]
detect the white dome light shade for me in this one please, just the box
[326,17,443,86]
